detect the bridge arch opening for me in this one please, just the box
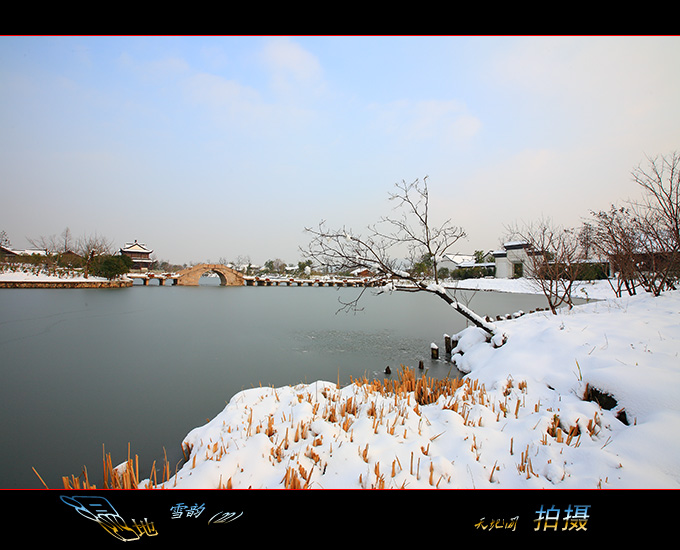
[198,269,228,286]
[176,264,244,286]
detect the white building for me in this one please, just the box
[438,253,475,271]
[493,241,542,278]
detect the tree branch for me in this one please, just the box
[301,177,498,339]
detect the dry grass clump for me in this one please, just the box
[350,365,465,405]
[50,366,500,489]
[51,364,605,490]
[42,444,176,490]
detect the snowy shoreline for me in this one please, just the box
[6,269,676,489]
[0,267,132,287]
[442,276,612,301]
[123,278,679,490]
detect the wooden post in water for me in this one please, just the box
[444,334,452,355]
[430,343,439,360]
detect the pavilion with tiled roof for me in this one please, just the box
[120,240,154,271]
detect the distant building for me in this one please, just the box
[120,241,154,271]
[438,252,495,278]
[0,244,17,257]
[439,253,476,271]
[0,245,47,257]
[351,268,375,278]
[493,241,543,278]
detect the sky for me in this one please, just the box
[1,36,678,266]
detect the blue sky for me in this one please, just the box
[2,36,678,265]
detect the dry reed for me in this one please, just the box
[56,364,586,490]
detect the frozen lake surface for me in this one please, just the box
[0,281,556,488]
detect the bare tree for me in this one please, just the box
[27,227,75,255]
[379,178,467,285]
[302,177,500,340]
[578,222,595,261]
[590,152,680,297]
[632,151,680,250]
[26,233,59,254]
[0,230,11,248]
[590,206,640,297]
[76,232,114,278]
[506,218,583,314]
[632,210,678,296]
[629,151,680,295]
[263,258,287,275]
[60,227,74,253]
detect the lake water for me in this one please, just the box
[0,279,556,489]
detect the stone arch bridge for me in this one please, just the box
[175,264,244,286]
[131,264,378,288]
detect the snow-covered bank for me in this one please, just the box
[444,276,614,301]
[142,281,680,490]
[1,266,109,283]
[0,266,131,287]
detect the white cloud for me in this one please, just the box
[259,37,324,96]
[184,73,277,135]
[185,72,263,113]
[368,98,481,147]
[488,37,679,149]
[198,45,231,71]
[3,36,678,264]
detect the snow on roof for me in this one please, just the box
[503,241,530,249]
[441,253,475,265]
[1,245,47,256]
[121,240,153,253]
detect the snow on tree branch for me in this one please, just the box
[301,177,500,339]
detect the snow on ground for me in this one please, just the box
[444,276,614,301]
[141,278,680,490]
[0,266,110,282]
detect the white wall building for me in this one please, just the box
[493,241,542,278]
[439,253,475,271]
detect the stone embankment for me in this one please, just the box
[0,279,132,289]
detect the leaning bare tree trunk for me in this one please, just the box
[412,281,500,340]
[302,177,504,343]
